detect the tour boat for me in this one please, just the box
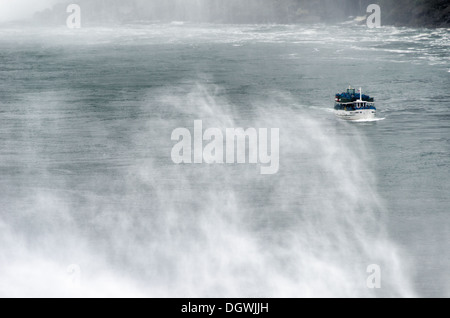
[334,87,376,120]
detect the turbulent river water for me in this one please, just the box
[0,23,449,297]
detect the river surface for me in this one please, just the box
[0,23,448,297]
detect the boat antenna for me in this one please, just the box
[359,87,362,101]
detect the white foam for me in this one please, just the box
[352,117,386,122]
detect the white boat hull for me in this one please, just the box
[335,109,376,121]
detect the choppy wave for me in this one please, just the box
[0,24,448,69]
